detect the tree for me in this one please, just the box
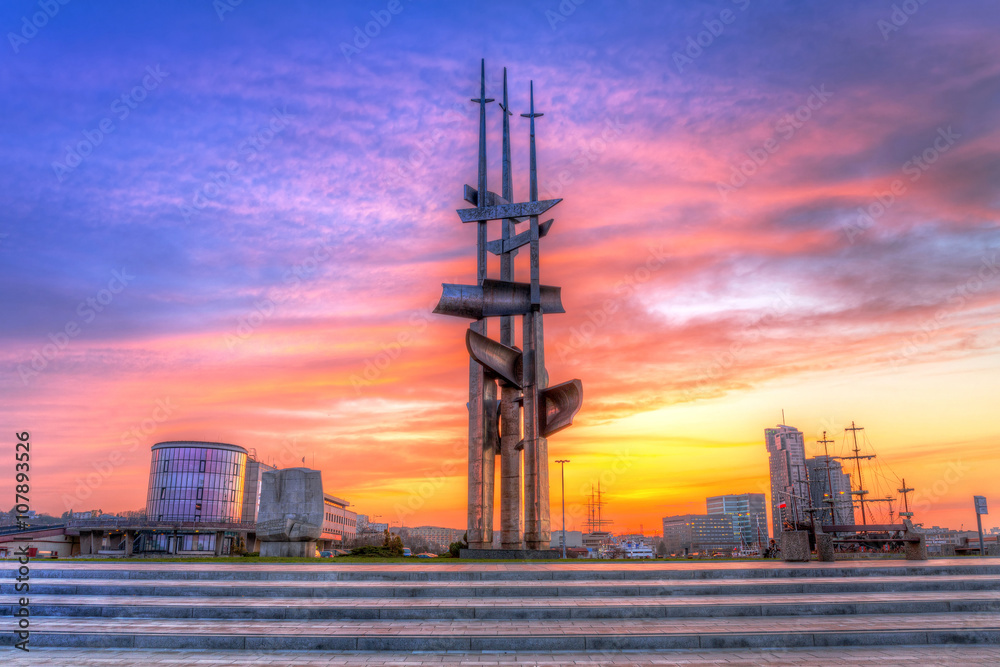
[448,532,469,558]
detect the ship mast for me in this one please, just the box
[844,421,875,526]
[898,479,915,520]
[818,431,836,524]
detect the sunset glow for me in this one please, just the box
[2,1,998,535]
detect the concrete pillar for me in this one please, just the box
[214,532,224,556]
[80,531,92,555]
[467,355,487,549]
[124,531,134,557]
[499,384,522,549]
[815,533,834,562]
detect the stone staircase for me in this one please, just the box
[3,559,1000,652]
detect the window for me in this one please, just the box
[197,487,203,500]
[199,460,206,472]
[160,487,166,499]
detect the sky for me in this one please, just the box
[1,0,998,536]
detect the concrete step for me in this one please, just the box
[6,590,1000,620]
[7,613,1000,650]
[10,645,1000,666]
[5,573,998,598]
[10,559,1000,582]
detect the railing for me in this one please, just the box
[68,518,257,531]
[0,523,67,535]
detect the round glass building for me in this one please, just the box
[145,441,247,523]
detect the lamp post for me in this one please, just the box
[556,459,570,558]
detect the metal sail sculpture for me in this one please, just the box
[434,61,583,551]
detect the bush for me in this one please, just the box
[349,545,396,558]
[448,532,469,558]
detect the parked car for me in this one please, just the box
[402,548,412,557]
[416,552,438,558]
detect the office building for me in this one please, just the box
[765,424,809,535]
[321,494,357,547]
[707,493,767,546]
[662,514,738,555]
[806,456,855,526]
[404,525,466,550]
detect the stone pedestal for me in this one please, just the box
[815,533,834,562]
[261,541,317,558]
[781,530,810,562]
[459,548,554,560]
[256,468,324,559]
[904,533,928,560]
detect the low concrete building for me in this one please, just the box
[554,530,584,549]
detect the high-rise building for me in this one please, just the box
[662,514,738,555]
[706,493,767,547]
[765,424,809,535]
[806,456,855,527]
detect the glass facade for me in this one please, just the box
[145,441,247,523]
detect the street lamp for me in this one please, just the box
[556,459,570,559]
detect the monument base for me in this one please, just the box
[460,548,557,560]
[260,541,317,558]
[815,533,834,562]
[781,531,810,562]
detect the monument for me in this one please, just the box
[256,467,324,557]
[434,61,583,554]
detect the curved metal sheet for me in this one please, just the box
[539,379,583,437]
[466,329,522,388]
[434,279,565,319]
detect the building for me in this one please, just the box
[356,514,389,534]
[403,525,466,551]
[554,530,584,548]
[320,494,357,548]
[662,514,738,555]
[146,441,248,523]
[706,493,767,547]
[765,424,810,535]
[806,456,855,527]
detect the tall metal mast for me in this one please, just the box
[466,59,495,550]
[844,421,874,526]
[520,81,549,549]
